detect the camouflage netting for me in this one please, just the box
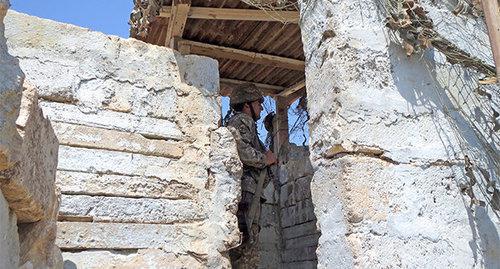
[241,0,299,10]
[379,0,499,212]
[129,0,161,38]
[382,0,496,80]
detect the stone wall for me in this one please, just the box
[279,145,318,268]
[0,1,21,267]
[258,172,282,268]
[5,10,242,268]
[299,0,499,268]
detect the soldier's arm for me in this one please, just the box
[230,121,267,169]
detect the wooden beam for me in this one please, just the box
[165,0,191,48]
[178,39,305,71]
[286,88,306,106]
[160,6,299,23]
[481,0,500,79]
[279,80,305,98]
[220,78,284,96]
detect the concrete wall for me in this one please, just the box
[5,11,242,268]
[279,145,318,268]
[299,0,500,268]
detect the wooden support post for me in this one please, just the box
[165,0,191,48]
[273,96,289,163]
[481,0,500,79]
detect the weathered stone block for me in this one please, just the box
[282,260,317,269]
[0,0,23,171]
[1,85,59,223]
[0,192,20,269]
[56,170,197,199]
[56,222,206,251]
[59,194,205,224]
[57,146,173,178]
[62,249,204,269]
[18,220,62,269]
[52,122,183,158]
[280,199,316,228]
[282,245,317,263]
[280,175,313,208]
[40,102,183,141]
[285,233,321,250]
[282,221,319,240]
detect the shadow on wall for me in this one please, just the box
[388,42,500,267]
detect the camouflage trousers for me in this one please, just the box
[229,191,261,269]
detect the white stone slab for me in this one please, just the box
[57,145,175,179]
[40,102,183,140]
[52,122,183,158]
[56,170,197,199]
[56,222,206,252]
[59,194,205,224]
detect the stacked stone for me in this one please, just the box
[5,11,242,268]
[278,145,318,268]
[258,172,282,268]
[1,2,62,268]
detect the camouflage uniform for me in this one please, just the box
[226,85,270,268]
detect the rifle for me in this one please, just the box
[244,168,269,244]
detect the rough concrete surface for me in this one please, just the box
[299,0,500,268]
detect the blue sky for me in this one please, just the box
[11,0,133,38]
[11,0,309,146]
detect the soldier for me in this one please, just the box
[226,83,277,268]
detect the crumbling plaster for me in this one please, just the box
[299,0,499,268]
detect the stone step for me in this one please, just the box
[52,122,183,159]
[56,171,198,199]
[59,194,205,224]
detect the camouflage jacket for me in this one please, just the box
[226,112,268,194]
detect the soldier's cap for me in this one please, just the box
[230,83,264,106]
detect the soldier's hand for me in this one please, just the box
[265,151,277,166]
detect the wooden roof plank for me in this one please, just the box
[160,6,299,23]
[220,78,284,96]
[178,39,305,71]
[165,0,192,47]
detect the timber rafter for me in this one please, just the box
[160,6,299,23]
[177,39,305,71]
